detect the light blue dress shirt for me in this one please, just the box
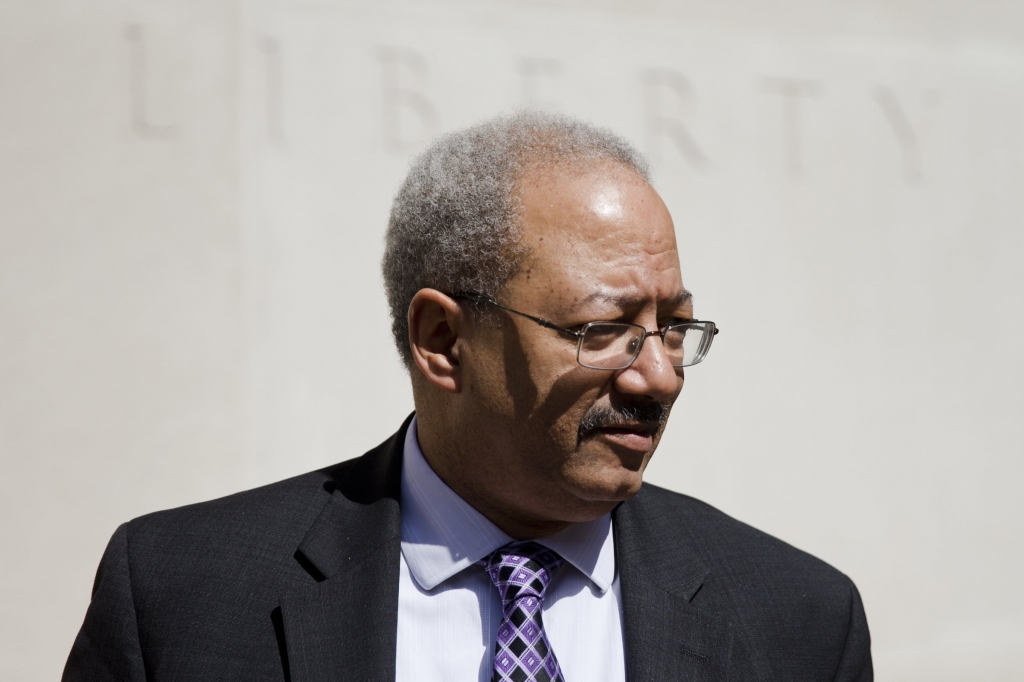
[396,418,627,682]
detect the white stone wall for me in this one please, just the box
[2,1,1022,679]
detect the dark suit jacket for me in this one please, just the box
[64,416,872,681]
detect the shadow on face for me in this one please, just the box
[451,160,688,524]
[413,159,688,532]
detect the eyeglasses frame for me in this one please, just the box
[450,291,719,370]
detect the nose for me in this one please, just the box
[613,332,682,402]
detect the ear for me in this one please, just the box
[408,289,467,394]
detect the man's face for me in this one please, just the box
[458,161,689,525]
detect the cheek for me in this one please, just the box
[461,331,516,417]
[464,325,568,425]
[469,321,609,448]
[528,365,607,441]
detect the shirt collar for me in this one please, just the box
[400,417,616,594]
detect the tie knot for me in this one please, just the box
[484,541,564,607]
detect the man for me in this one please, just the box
[64,112,872,681]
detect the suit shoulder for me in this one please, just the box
[122,458,358,561]
[626,485,871,678]
[634,482,855,591]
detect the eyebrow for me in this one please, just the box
[572,289,693,311]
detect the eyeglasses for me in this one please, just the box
[452,292,719,370]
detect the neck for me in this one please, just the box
[438,476,574,540]
[414,415,573,540]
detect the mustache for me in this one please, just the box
[577,400,669,443]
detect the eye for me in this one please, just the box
[569,316,622,332]
[660,317,694,328]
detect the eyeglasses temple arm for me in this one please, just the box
[495,304,580,338]
[454,292,581,339]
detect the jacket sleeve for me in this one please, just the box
[62,523,147,682]
[832,579,873,682]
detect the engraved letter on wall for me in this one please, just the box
[518,58,561,109]
[260,37,285,144]
[760,77,821,178]
[642,68,709,170]
[376,47,438,153]
[874,86,929,185]
[124,24,176,140]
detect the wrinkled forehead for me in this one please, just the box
[511,163,684,312]
[517,161,674,244]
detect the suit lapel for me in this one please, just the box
[614,487,737,682]
[277,421,742,682]
[280,417,411,682]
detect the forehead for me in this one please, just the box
[510,162,684,313]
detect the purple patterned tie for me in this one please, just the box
[484,541,565,682]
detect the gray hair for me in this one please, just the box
[381,110,651,368]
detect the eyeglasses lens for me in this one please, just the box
[577,324,634,369]
[665,326,708,367]
[579,323,710,369]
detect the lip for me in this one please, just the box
[591,426,656,452]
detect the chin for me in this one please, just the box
[568,463,647,505]
[575,434,652,479]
